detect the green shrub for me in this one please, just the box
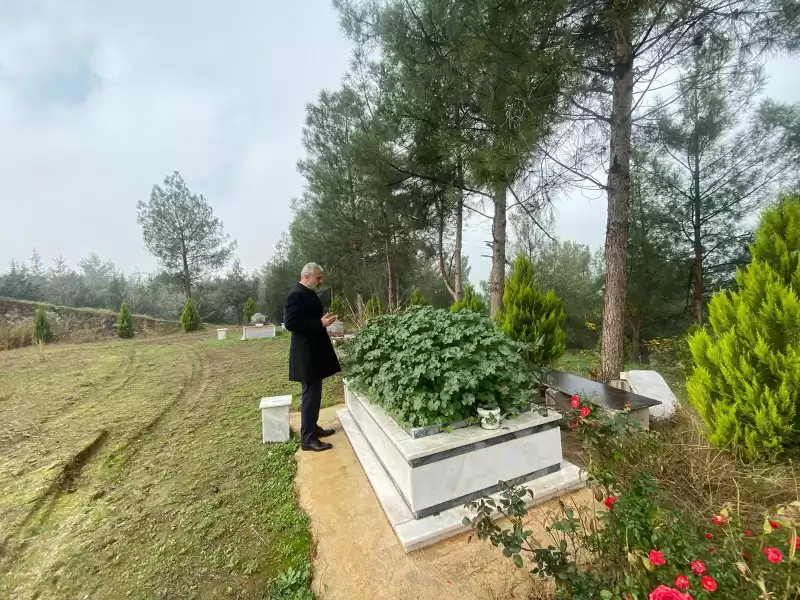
[343,307,533,427]
[676,324,702,372]
[408,288,428,307]
[497,253,566,365]
[34,304,53,343]
[363,295,385,320]
[688,195,800,461]
[243,297,257,324]
[117,302,134,339]
[450,283,487,314]
[179,297,201,332]
[328,294,346,316]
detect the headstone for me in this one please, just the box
[259,396,292,442]
[624,370,678,421]
[217,328,227,340]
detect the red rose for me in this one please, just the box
[770,521,779,529]
[709,548,716,553]
[648,585,693,600]
[649,549,666,566]
[705,532,713,540]
[604,496,617,508]
[742,552,749,561]
[690,560,706,575]
[712,515,726,526]
[743,529,753,537]
[674,574,690,590]
[570,419,578,430]
[795,537,800,551]
[701,576,717,592]
[570,395,580,409]
[763,547,783,564]
[580,406,591,418]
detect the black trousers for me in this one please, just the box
[300,380,323,445]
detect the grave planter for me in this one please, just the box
[338,379,584,552]
[259,396,292,442]
[476,406,502,430]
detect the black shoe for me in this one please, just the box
[301,439,333,452]
[315,427,335,438]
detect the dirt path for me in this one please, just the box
[294,407,595,600]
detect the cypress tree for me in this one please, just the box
[179,298,201,332]
[34,304,53,343]
[688,194,800,460]
[363,295,385,320]
[497,253,566,365]
[450,284,487,314]
[408,288,428,307]
[243,297,257,324]
[117,302,134,339]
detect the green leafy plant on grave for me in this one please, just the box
[117,302,134,339]
[33,303,53,344]
[688,194,800,461]
[243,297,257,324]
[450,283,487,314]
[343,307,533,427]
[497,253,566,365]
[179,297,201,332]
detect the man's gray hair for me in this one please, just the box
[301,262,324,277]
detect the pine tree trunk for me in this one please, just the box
[386,239,395,313]
[490,181,507,318]
[454,188,463,302]
[601,10,634,382]
[692,135,704,325]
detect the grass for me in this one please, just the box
[0,331,342,599]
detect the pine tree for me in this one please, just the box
[34,304,53,343]
[408,288,428,307]
[687,194,800,461]
[117,302,134,339]
[179,297,201,332]
[497,253,566,365]
[450,284,487,314]
[363,295,385,320]
[243,297,257,324]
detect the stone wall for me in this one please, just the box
[0,297,179,348]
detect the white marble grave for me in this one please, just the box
[260,396,292,442]
[340,380,585,552]
[217,328,227,340]
[242,324,276,340]
[327,321,344,335]
[622,370,678,420]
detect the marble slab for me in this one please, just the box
[623,370,678,421]
[260,395,291,442]
[338,408,586,553]
[243,325,276,340]
[344,382,565,518]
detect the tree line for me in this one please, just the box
[267,0,800,380]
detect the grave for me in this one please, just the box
[242,324,276,340]
[618,370,678,421]
[260,396,292,442]
[338,380,585,552]
[217,328,227,340]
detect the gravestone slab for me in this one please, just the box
[260,396,292,442]
[624,370,678,421]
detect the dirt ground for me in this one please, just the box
[293,407,595,600]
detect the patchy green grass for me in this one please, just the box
[553,349,688,403]
[0,333,342,599]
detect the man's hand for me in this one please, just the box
[322,313,338,328]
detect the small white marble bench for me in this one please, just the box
[260,396,292,443]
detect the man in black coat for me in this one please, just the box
[284,263,341,452]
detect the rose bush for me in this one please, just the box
[465,394,800,599]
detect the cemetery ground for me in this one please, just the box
[0,330,341,599]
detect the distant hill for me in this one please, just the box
[0,297,179,350]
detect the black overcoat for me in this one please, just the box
[284,283,341,383]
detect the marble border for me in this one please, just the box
[413,462,561,519]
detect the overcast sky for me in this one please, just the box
[1,2,798,286]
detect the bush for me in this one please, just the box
[243,297,257,324]
[450,283,487,314]
[117,302,134,339]
[688,195,800,461]
[467,396,800,600]
[179,297,201,332]
[408,288,428,307]
[676,324,702,372]
[343,307,534,427]
[34,304,53,343]
[497,253,566,365]
[363,295,385,320]
[328,294,346,316]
